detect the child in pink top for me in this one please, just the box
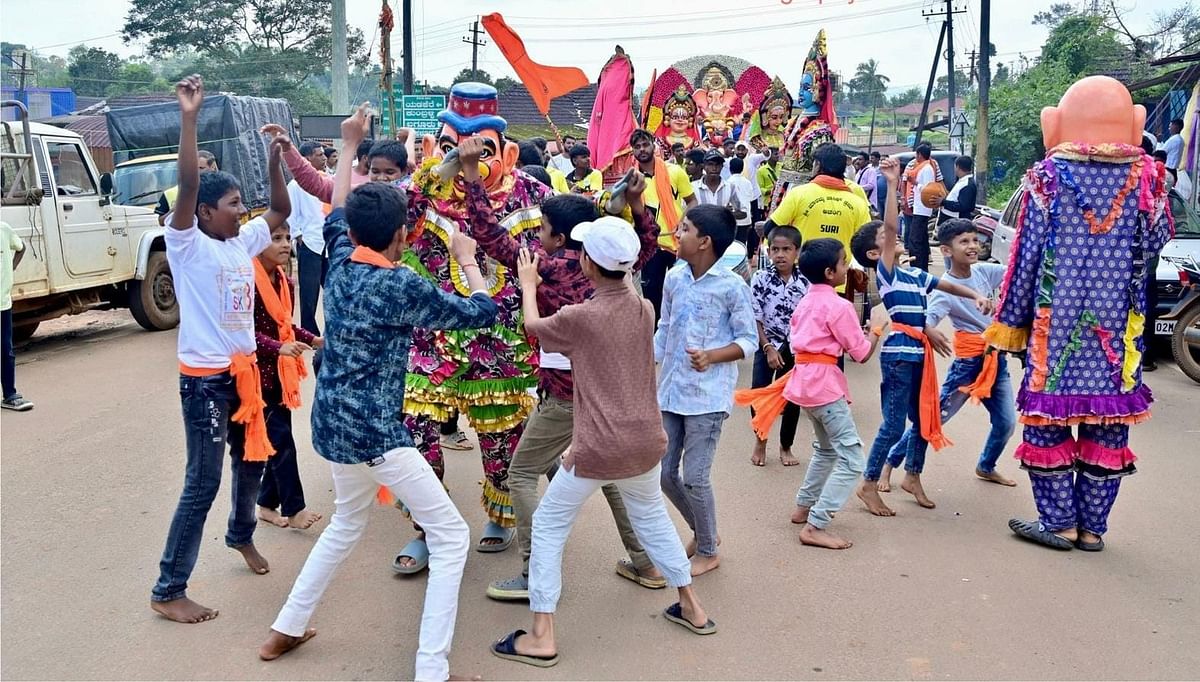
[783,238,887,550]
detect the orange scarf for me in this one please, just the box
[733,353,838,440]
[179,355,273,461]
[653,156,681,251]
[891,323,952,451]
[953,330,999,405]
[253,260,308,410]
[350,245,396,269]
[810,175,850,192]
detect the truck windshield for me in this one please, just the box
[115,161,178,206]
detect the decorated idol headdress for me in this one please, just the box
[801,30,835,125]
[759,76,792,119]
[666,83,697,120]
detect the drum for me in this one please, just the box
[718,240,751,282]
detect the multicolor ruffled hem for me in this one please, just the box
[1015,438,1077,469]
[1078,438,1138,470]
[983,322,1030,353]
[481,479,516,527]
[1016,384,1153,425]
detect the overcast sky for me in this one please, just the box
[0,0,1181,96]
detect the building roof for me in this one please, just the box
[894,97,966,117]
[496,83,599,127]
[39,114,111,148]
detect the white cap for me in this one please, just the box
[571,215,640,273]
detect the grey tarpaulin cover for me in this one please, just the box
[106,94,296,209]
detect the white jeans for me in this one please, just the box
[528,463,692,613]
[271,447,469,682]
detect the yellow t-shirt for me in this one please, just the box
[547,167,569,194]
[643,163,695,251]
[769,181,873,255]
[565,169,604,193]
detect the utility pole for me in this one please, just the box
[920,0,966,149]
[402,0,414,95]
[463,20,486,75]
[976,0,991,202]
[380,0,396,136]
[914,21,947,148]
[867,88,879,153]
[332,0,349,114]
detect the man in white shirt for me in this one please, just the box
[1161,118,1185,170]
[907,143,939,271]
[549,135,577,175]
[726,157,758,249]
[289,141,329,334]
[692,151,746,223]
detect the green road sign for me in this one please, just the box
[378,91,445,137]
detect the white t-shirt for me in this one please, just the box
[726,174,756,226]
[912,162,937,217]
[165,216,271,368]
[1162,133,1185,170]
[287,179,326,255]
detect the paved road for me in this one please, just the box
[2,310,1198,680]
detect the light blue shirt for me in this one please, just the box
[655,260,757,415]
[926,262,1005,333]
[1162,133,1184,170]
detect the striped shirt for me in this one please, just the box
[877,261,939,360]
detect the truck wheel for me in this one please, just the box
[129,251,180,331]
[12,321,39,344]
[1171,303,1200,384]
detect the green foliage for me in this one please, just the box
[846,60,889,109]
[494,76,519,94]
[67,46,124,96]
[1040,15,1130,78]
[453,69,493,86]
[889,87,922,108]
[984,61,1074,205]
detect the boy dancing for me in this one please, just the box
[150,75,290,624]
[259,107,496,682]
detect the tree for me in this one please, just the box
[110,62,171,96]
[1032,3,1078,29]
[453,68,493,85]
[1040,14,1131,78]
[889,87,922,108]
[494,76,520,93]
[67,46,124,97]
[1,43,70,89]
[848,59,889,109]
[932,69,973,101]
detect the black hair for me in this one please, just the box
[813,143,846,178]
[768,146,780,156]
[518,141,544,167]
[850,220,883,268]
[521,164,552,187]
[197,150,216,165]
[630,128,654,146]
[562,134,578,144]
[1153,149,1168,162]
[915,142,932,158]
[955,155,974,172]
[345,182,407,250]
[685,204,735,259]
[569,144,591,161]
[936,217,977,245]
[540,193,593,250]
[729,157,744,174]
[530,136,548,151]
[299,141,323,157]
[197,170,241,211]
[356,139,374,161]
[367,140,408,169]
[591,260,628,280]
[324,146,337,156]
[1171,118,1184,129]
[722,138,735,147]
[686,148,707,165]
[671,142,686,152]
[869,151,881,160]
[1141,134,1156,156]
[767,224,802,249]
[798,238,844,284]
[856,151,869,161]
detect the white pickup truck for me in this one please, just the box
[1,100,177,341]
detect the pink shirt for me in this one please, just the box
[782,284,873,408]
[284,147,369,204]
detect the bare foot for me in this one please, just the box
[685,535,721,558]
[750,440,767,467]
[234,543,270,574]
[396,533,427,569]
[976,468,1017,487]
[877,463,895,492]
[857,481,896,516]
[259,628,317,661]
[799,523,853,549]
[689,553,721,576]
[1078,529,1101,544]
[901,473,936,509]
[779,448,800,467]
[790,505,810,525]
[288,509,323,530]
[150,597,219,623]
[678,599,711,630]
[257,506,289,528]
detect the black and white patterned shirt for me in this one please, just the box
[750,263,809,350]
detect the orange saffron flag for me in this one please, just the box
[481,13,589,116]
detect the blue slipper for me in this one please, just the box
[663,602,717,635]
[476,521,515,553]
[1008,519,1073,551]
[392,537,429,574]
[490,629,559,668]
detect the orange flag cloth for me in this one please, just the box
[481,13,589,116]
[891,323,952,450]
[253,261,308,410]
[230,353,275,462]
[953,330,999,405]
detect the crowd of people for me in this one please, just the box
[139,70,1171,682]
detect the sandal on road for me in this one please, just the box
[1075,536,1105,552]
[663,602,717,635]
[476,521,514,553]
[392,537,429,574]
[1008,519,1073,551]
[615,559,667,589]
[491,630,559,668]
[440,431,474,451]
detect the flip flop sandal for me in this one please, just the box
[615,559,667,589]
[477,521,515,553]
[490,629,559,668]
[1075,536,1105,552]
[663,602,717,635]
[392,537,429,574]
[440,432,474,451]
[1008,518,1073,551]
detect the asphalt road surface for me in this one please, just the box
[2,309,1197,680]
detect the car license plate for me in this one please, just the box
[1155,319,1176,335]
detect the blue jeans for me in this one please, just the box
[864,356,925,480]
[888,355,1015,474]
[151,373,266,602]
[795,399,866,529]
[660,411,727,557]
[1,308,15,398]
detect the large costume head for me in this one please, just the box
[1040,76,1145,149]
[424,82,519,193]
[748,76,792,148]
[797,30,833,123]
[665,85,699,138]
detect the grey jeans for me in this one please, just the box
[795,399,866,529]
[507,393,653,577]
[660,411,728,557]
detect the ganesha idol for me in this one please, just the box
[646,55,776,157]
[396,82,550,565]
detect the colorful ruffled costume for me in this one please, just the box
[985,142,1174,537]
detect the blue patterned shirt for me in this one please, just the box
[311,209,499,464]
[655,261,758,415]
[877,261,939,361]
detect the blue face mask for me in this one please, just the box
[797,73,819,116]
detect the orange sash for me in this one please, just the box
[350,245,397,269]
[653,156,681,252]
[953,330,999,405]
[891,323,952,451]
[733,352,839,440]
[253,261,308,410]
[180,355,274,461]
